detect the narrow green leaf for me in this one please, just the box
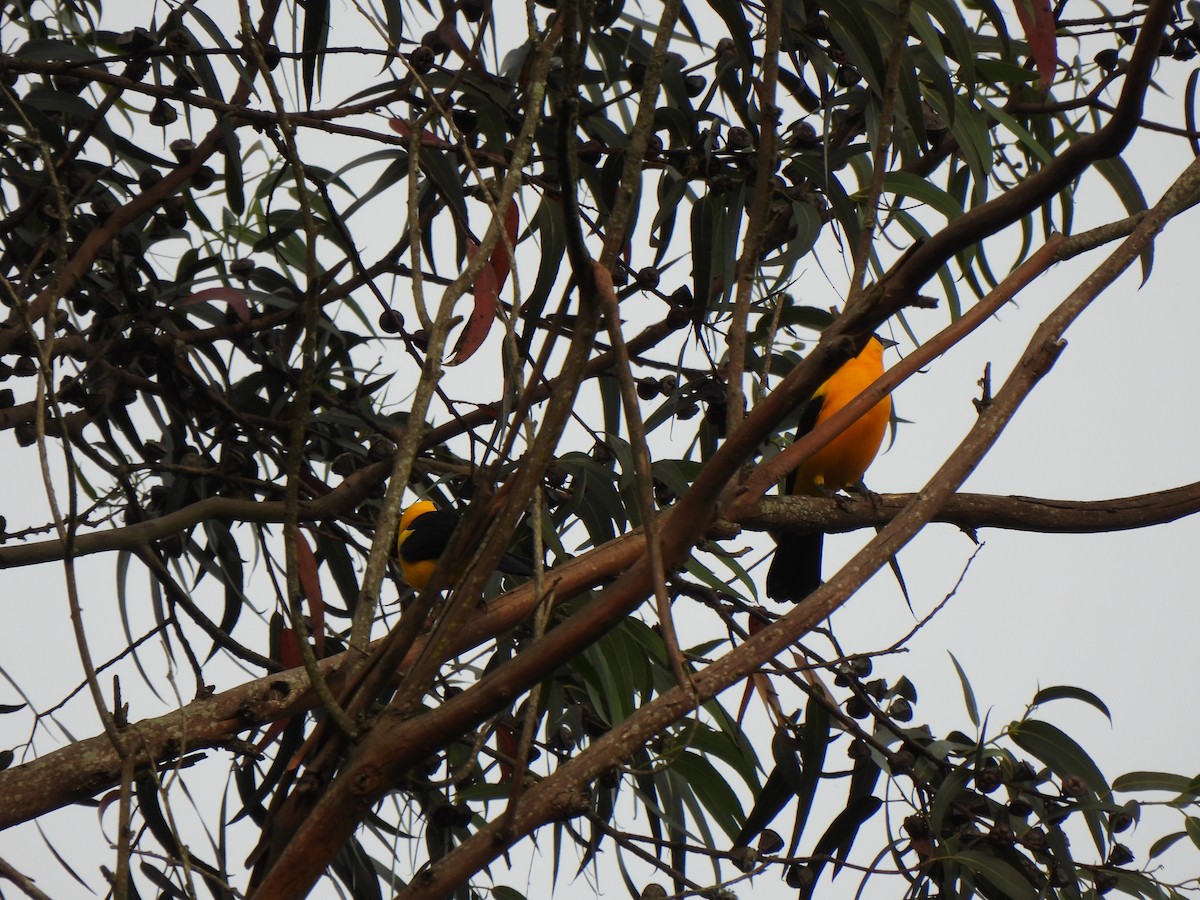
[1093,155,1152,283]
[880,171,964,221]
[1186,68,1200,158]
[917,0,976,85]
[380,0,404,59]
[1185,816,1200,852]
[792,700,830,850]
[821,0,886,84]
[950,93,994,186]
[969,0,1013,49]
[1109,868,1174,899]
[1114,771,1200,795]
[955,849,1037,898]
[520,196,565,354]
[977,96,1054,165]
[115,550,164,702]
[420,149,469,232]
[974,57,1038,85]
[1009,719,1111,799]
[1031,685,1112,722]
[705,0,755,65]
[221,120,244,215]
[317,533,360,616]
[734,726,802,848]
[339,151,409,221]
[302,0,331,106]
[761,201,822,278]
[684,721,760,790]
[1043,816,1083,899]
[803,795,883,893]
[947,651,979,727]
[929,764,972,838]
[15,38,97,62]
[1011,718,1113,857]
[1148,831,1188,860]
[186,6,246,90]
[672,751,745,840]
[690,190,723,308]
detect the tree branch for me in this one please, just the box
[742,484,1200,537]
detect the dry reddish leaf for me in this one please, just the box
[255,626,303,753]
[736,614,783,724]
[446,203,521,365]
[1012,0,1058,91]
[277,627,303,670]
[182,286,250,322]
[447,240,499,366]
[295,531,325,657]
[495,721,518,783]
[388,117,452,149]
[736,677,755,725]
[490,201,519,290]
[753,671,784,721]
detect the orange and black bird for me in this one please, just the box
[766,337,891,602]
[396,500,534,590]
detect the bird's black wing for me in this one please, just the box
[785,390,825,493]
[398,510,459,564]
[401,510,535,579]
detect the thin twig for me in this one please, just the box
[0,855,53,900]
[726,0,783,435]
[240,0,355,737]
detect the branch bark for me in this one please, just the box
[744,483,1200,536]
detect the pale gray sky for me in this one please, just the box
[3,2,1199,897]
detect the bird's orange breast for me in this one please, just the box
[791,341,890,494]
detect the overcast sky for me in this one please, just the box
[3,2,1200,897]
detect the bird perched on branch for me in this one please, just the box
[766,337,891,602]
[396,500,535,590]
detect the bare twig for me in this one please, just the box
[726,0,783,435]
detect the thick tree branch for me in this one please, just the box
[743,484,1200,536]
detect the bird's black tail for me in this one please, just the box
[765,531,823,603]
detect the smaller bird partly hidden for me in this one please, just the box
[396,500,535,591]
[765,336,891,603]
